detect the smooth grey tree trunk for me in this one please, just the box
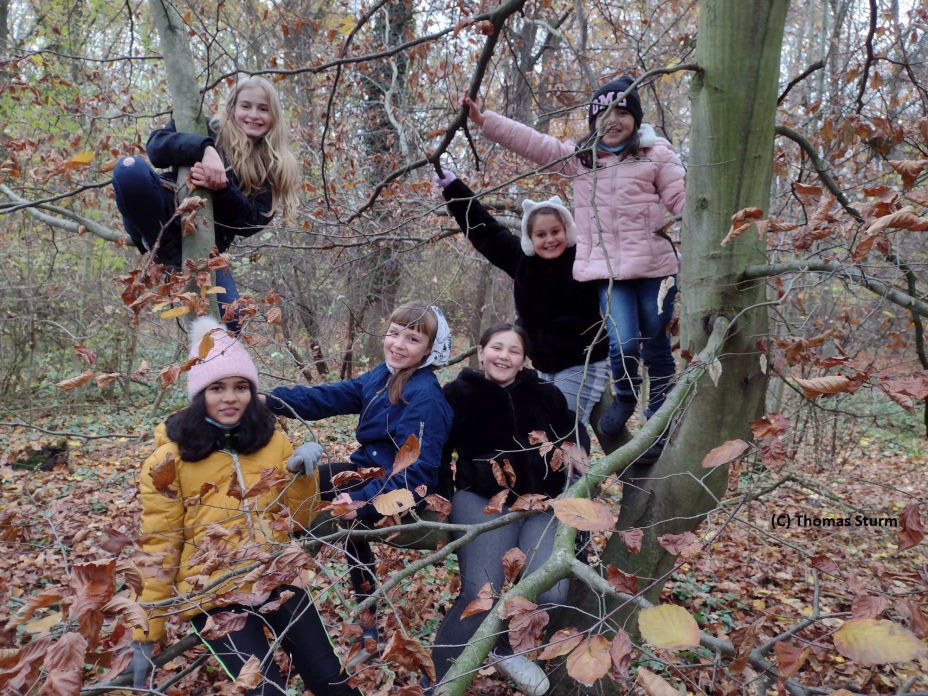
[146,0,217,293]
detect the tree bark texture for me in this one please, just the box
[146,0,217,273]
[560,2,787,692]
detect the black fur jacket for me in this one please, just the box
[439,367,585,501]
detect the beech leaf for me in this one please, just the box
[392,434,420,477]
[609,629,633,677]
[636,666,679,696]
[56,370,93,391]
[701,439,750,468]
[565,635,611,686]
[793,374,855,399]
[382,631,436,683]
[638,604,700,650]
[550,498,615,532]
[774,641,810,678]
[617,528,643,553]
[833,618,927,664]
[372,488,415,516]
[461,582,494,619]
[897,503,924,551]
[501,547,526,584]
[538,627,583,660]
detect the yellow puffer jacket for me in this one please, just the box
[133,423,320,641]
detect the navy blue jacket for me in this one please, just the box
[443,178,608,374]
[268,363,453,517]
[146,121,273,266]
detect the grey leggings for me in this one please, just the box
[432,489,570,683]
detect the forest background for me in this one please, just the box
[0,0,927,695]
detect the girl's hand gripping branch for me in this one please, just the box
[287,442,324,477]
[462,95,485,127]
[190,145,228,190]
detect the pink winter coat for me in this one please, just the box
[481,111,686,282]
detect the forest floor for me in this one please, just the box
[1,406,926,695]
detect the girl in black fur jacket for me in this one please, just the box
[430,323,586,696]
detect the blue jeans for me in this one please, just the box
[113,157,241,326]
[598,277,677,413]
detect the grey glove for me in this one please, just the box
[287,442,324,477]
[130,641,154,688]
[432,169,457,188]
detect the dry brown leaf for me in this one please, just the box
[537,627,583,660]
[510,493,550,511]
[501,547,526,584]
[498,596,537,620]
[382,631,436,683]
[774,641,810,678]
[793,374,855,399]
[851,594,888,619]
[605,565,638,595]
[484,489,508,514]
[56,370,93,391]
[101,594,148,632]
[606,533,640,561]
[461,582,495,619]
[235,655,263,690]
[897,503,924,551]
[550,498,615,532]
[701,439,750,468]
[372,488,415,516]
[609,629,633,678]
[887,160,928,190]
[509,605,549,653]
[392,435,420,477]
[750,413,790,439]
[40,632,87,696]
[894,598,928,638]
[565,635,611,686]
[636,666,679,696]
[657,531,701,557]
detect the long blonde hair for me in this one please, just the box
[212,76,301,222]
[385,301,439,405]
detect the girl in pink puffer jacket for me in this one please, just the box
[464,76,685,460]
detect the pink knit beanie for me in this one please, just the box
[186,317,260,399]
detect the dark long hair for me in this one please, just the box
[574,127,641,169]
[165,383,276,461]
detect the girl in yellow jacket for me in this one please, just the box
[130,317,361,696]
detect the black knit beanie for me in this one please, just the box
[588,76,643,129]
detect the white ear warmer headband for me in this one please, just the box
[519,196,578,256]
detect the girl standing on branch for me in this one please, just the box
[464,76,685,460]
[266,300,453,666]
[430,323,586,696]
[130,317,360,696]
[112,76,300,323]
[434,170,608,438]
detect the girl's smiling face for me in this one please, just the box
[234,85,272,140]
[529,212,568,259]
[384,323,432,371]
[596,107,636,147]
[204,376,252,425]
[478,330,526,387]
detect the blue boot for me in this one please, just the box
[599,395,637,439]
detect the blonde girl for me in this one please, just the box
[112,76,300,321]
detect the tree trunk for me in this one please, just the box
[558,1,787,691]
[146,0,217,305]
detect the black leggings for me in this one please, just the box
[192,587,360,696]
[318,462,378,617]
